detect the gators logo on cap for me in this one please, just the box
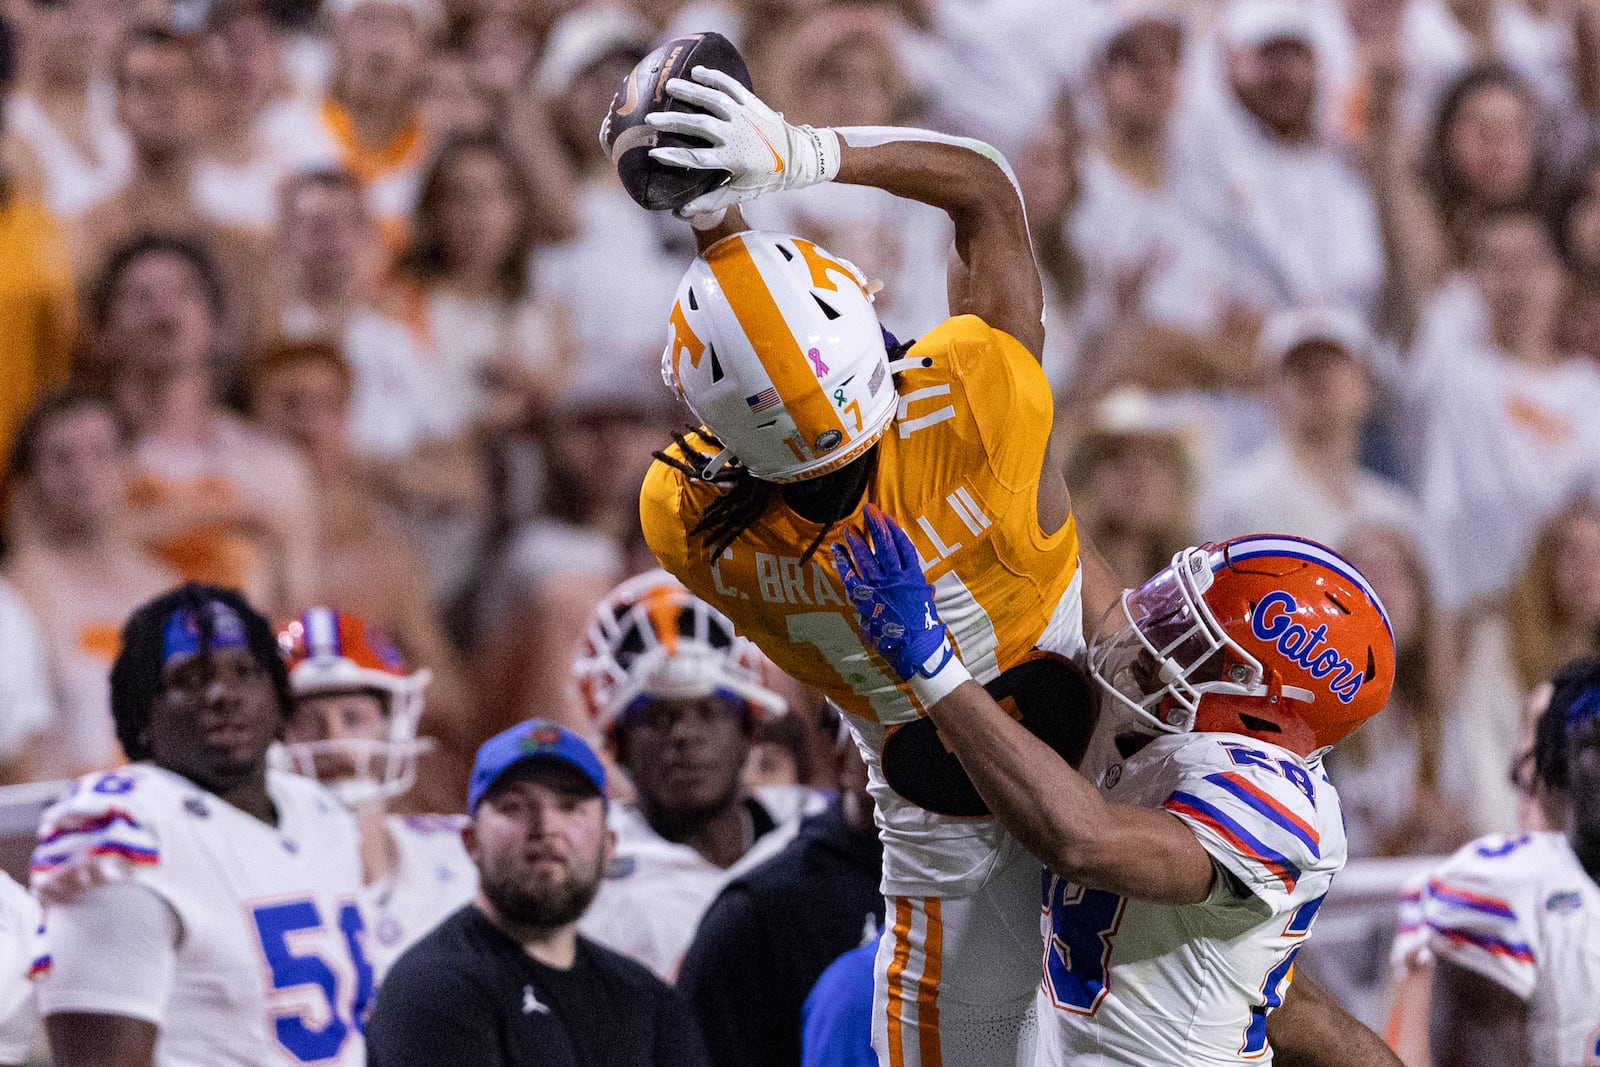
[521,724,564,751]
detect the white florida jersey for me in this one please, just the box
[1037,732,1346,1066]
[0,873,42,1064]
[580,785,826,981]
[31,766,370,1067]
[362,814,477,981]
[1393,832,1600,1066]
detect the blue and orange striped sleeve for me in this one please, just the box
[1418,839,1541,1000]
[1162,765,1329,914]
[30,774,163,903]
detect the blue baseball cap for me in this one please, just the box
[1567,686,1600,735]
[468,719,607,811]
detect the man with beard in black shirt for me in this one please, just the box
[366,719,711,1067]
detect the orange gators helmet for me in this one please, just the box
[1089,535,1395,756]
[572,569,787,735]
[660,230,904,483]
[277,608,432,806]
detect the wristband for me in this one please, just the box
[908,642,972,709]
[684,206,729,230]
[801,125,843,186]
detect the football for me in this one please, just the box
[601,31,753,212]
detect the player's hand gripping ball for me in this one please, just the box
[600,31,752,212]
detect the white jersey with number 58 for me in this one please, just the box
[32,765,371,1067]
[1036,731,1347,1066]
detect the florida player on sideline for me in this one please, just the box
[1392,659,1600,1067]
[834,508,1402,1065]
[277,608,477,981]
[31,584,372,1067]
[571,570,822,981]
[632,62,1116,1066]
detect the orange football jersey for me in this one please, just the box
[642,314,1082,728]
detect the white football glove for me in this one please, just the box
[645,66,842,215]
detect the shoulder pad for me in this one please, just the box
[1418,835,1544,999]
[31,770,164,903]
[1162,738,1335,905]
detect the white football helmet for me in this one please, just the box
[277,608,433,808]
[573,569,787,734]
[661,230,900,483]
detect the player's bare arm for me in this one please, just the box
[830,132,1044,359]
[1269,975,1406,1067]
[635,64,1046,360]
[46,1013,156,1067]
[1428,958,1530,1067]
[833,505,1214,905]
[909,675,1213,903]
[689,204,748,253]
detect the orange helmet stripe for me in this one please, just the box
[705,238,847,454]
[644,585,681,656]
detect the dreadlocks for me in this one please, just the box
[1529,658,1600,793]
[653,427,773,562]
[652,335,916,564]
[110,583,292,762]
[654,428,880,564]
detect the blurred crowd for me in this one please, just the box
[2,0,1600,866]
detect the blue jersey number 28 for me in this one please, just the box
[1043,873,1127,1016]
[251,900,374,1062]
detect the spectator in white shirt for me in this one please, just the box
[750,6,950,339]
[2,0,130,218]
[1073,0,1219,343]
[1406,209,1600,613]
[272,167,444,458]
[1448,495,1600,837]
[1168,0,1385,322]
[191,0,296,233]
[273,168,494,603]
[1369,60,1552,338]
[1329,521,1471,859]
[533,8,682,408]
[1063,0,1271,466]
[391,132,573,439]
[4,389,174,783]
[0,578,53,786]
[1193,305,1416,549]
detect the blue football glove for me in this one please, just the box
[831,504,971,706]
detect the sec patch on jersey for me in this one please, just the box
[601,31,752,211]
